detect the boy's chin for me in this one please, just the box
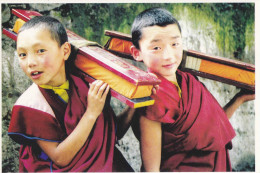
[161,70,178,78]
[31,79,46,86]
[164,68,177,74]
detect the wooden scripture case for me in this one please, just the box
[104,30,255,91]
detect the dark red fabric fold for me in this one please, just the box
[144,70,236,171]
[8,74,116,172]
[9,106,66,143]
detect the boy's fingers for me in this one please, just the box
[152,88,157,95]
[89,80,98,92]
[92,80,104,95]
[152,85,159,95]
[101,85,110,99]
[97,83,108,98]
[154,85,159,91]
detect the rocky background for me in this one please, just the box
[2,3,255,172]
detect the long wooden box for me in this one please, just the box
[104,30,255,91]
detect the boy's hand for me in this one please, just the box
[149,72,160,95]
[85,80,110,119]
[236,89,255,103]
[224,89,255,119]
[152,85,159,95]
[37,80,110,167]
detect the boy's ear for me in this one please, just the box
[130,45,143,61]
[62,42,71,61]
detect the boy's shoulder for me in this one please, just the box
[177,70,198,80]
[14,83,55,117]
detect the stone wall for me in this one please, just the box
[1,3,255,172]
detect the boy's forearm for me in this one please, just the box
[116,106,136,139]
[223,95,243,119]
[223,90,254,119]
[140,116,161,172]
[37,111,98,167]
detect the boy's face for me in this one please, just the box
[133,24,183,81]
[17,28,70,86]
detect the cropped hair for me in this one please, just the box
[18,16,68,47]
[131,7,182,49]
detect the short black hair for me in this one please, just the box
[131,7,181,49]
[18,16,68,47]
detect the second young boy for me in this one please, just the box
[130,7,255,172]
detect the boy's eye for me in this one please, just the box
[153,47,161,50]
[37,49,46,53]
[172,43,179,47]
[18,53,26,58]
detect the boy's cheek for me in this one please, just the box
[19,62,28,76]
[176,49,183,62]
[18,59,25,68]
[147,58,161,71]
[42,58,51,67]
[41,55,55,69]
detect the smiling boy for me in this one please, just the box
[132,23,182,83]
[130,7,255,172]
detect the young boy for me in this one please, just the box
[130,8,255,172]
[8,16,134,172]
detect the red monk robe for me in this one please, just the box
[8,74,118,172]
[133,70,236,172]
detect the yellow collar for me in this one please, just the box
[40,80,69,103]
[170,81,182,98]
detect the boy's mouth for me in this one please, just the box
[30,71,43,79]
[162,63,175,68]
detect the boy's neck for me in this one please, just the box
[43,75,67,87]
[165,74,177,83]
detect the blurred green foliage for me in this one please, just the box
[63,3,254,60]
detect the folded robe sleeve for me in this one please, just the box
[8,83,66,144]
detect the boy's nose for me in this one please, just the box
[163,46,175,60]
[162,53,172,60]
[27,54,37,67]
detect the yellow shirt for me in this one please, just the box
[40,80,69,103]
[171,81,182,98]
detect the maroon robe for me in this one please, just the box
[134,70,236,172]
[8,74,117,172]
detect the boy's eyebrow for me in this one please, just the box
[150,36,181,43]
[17,42,45,49]
[170,36,181,39]
[150,39,160,43]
